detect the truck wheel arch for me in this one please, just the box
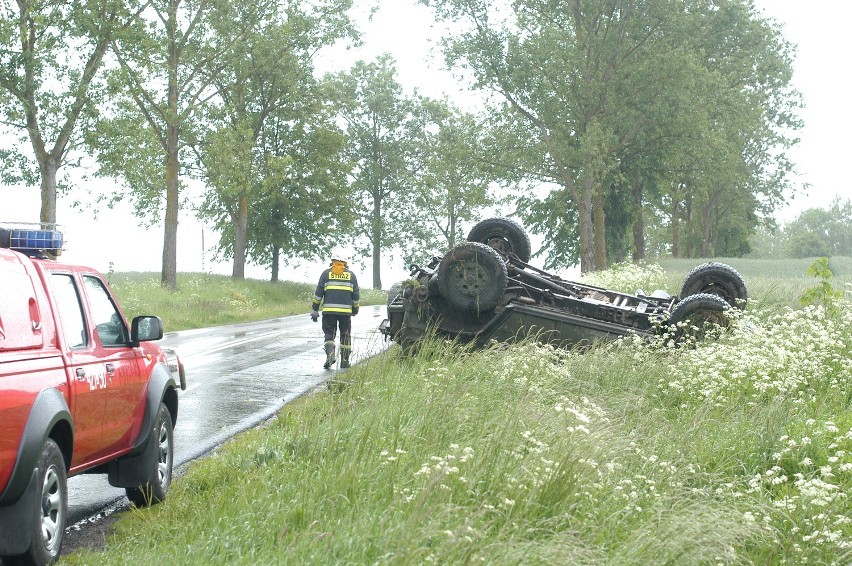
[0,389,72,557]
[0,388,72,506]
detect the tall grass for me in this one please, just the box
[105,272,387,331]
[62,259,852,564]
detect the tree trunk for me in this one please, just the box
[372,189,382,290]
[671,198,681,258]
[232,195,248,280]
[162,135,179,289]
[593,187,607,271]
[270,244,280,282]
[448,203,456,248]
[578,178,595,273]
[39,157,58,225]
[161,7,179,290]
[700,203,712,257]
[632,176,645,261]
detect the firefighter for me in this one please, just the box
[310,248,360,369]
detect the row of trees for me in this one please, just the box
[749,198,852,259]
[1,0,801,288]
[422,0,802,272]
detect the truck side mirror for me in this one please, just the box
[131,315,164,343]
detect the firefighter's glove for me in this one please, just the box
[311,310,319,322]
[352,307,359,316]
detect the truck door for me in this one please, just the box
[82,275,147,452]
[49,273,107,467]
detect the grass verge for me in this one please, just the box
[62,260,851,564]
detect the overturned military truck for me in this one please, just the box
[379,218,748,351]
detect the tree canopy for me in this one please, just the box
[422,0,801,272]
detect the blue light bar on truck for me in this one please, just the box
[0,222,65,256]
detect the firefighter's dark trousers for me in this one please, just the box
[322,313,352,367]
[322,313,352,346]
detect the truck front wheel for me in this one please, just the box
[126,403,173,507]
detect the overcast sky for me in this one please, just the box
[3,0,848,283]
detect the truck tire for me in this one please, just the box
[437,242,508,314]
[467,217,532,263]
[6,439,68,566]
[667,293,730,342]
[680,262,747,309]
[126,403,173,507]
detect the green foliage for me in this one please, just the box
[800,257,843,312]
[0,0,129,222]
[193,0,357,279]
[786,198,852,258]
[424,0,801,271]
[748,199,852,260]
[403,98,499,263]
[328,55,424,288]
[789,231,832,258]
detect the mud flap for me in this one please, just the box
[107,417,160,488]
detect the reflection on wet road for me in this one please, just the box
[66,305,389,526]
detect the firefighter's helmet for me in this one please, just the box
[331,247,348,264]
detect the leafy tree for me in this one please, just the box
[193,0,355,279]
[403,98,497,264]
[0,0,134,224]
[201,94,354,282]
[659,0,799,260]
[329,55,421,289]
[423,0,688,271]
[785,198,852,258]
[423,0,800,271]
[90,0,264,288]
[252,116,353,282]
[745,222,783,259]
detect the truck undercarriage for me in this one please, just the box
[380,218,747,351]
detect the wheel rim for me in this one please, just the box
[41,465,64,552]
[157,421,172,489]
[485,236,512,257]
[446,260,489,300]
[699,283,734,304]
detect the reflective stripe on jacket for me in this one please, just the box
[312,267,360,314]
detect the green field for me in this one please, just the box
[66,258,851,565]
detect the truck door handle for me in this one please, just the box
[76,367,86,381]
[106,363,115,374]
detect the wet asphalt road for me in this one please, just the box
[64,305,389,529]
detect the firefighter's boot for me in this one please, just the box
[323,341,336,369]
[340,345,352,369]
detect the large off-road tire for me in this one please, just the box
[466,217,532,263]
[126,403,173,507]
[667,293,730,342]
[5,439,68,566]
[437,241,508,314]
[680,262,747,309]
